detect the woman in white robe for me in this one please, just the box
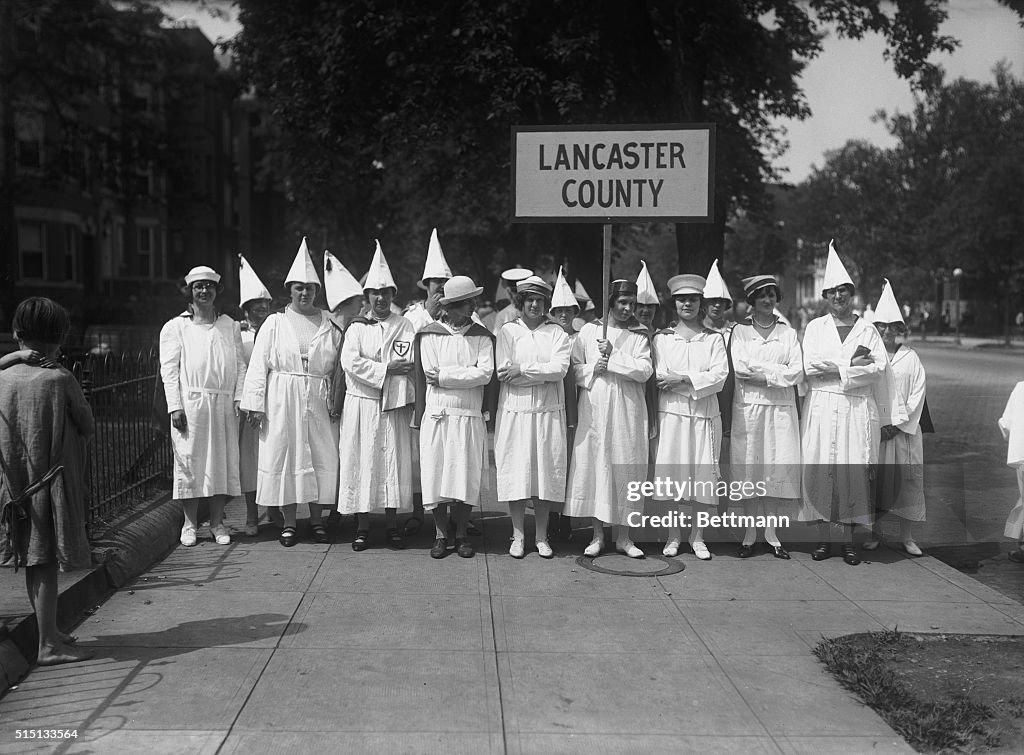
[801,277,906,566]
[871,312,929,556]
[159,266,246,547]
[338,286,416,550]
[564,280,653,559]
[729,275,803,559]
[652,274,729,561]
[241,280,342,546]
[495,276,570,559]
[413,276,495,560]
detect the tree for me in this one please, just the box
[227,1,955,298]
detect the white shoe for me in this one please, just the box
[584,538,603,558]
[862,539,880,551]
[536,540,554,559]
[691,541,712,561]
[180,526,197,547]
[616,539,645,559]
[903,540,923,557]
[212,524,231,545]
[663,539,680,557]
[509,538,525,559]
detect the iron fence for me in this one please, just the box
[70,348,172,525]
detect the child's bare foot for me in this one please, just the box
[37,644,94,666]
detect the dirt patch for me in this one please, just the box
[816,631,1024,753]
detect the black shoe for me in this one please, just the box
[738,543,756,558]
[385,528,406,550]
[278,526,298,548]
[352,529,369,552]
[842,544,861,566]
[311,523,330,544]
[430,538,448,559]
[455,538,474,558]
[811,542,831,561]
[771,545,791,560]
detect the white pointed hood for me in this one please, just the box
[822,239,855,291]
[323,249,363,310]
[285,237,321,286]
[574,279,596,311]
[238,254,271,305]
[363,239,398,291]
[550,266,578,310]
[874,278,904,324]
[635,260,659,305]
[703,258,732,301]
[418,227,453,289]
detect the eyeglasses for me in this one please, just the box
[825,288,852,299]
[191,281,217,290]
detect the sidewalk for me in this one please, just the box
[1,488,1023,754]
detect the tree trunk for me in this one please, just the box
[0,0,17,326]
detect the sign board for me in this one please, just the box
[511,124,715,223]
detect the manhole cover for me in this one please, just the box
[576,553,685,577]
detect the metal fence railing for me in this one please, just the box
[70,348,172,525]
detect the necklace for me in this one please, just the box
[752,316,776,328]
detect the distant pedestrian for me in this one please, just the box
[999,381,1024,563]
[0,297,94,665]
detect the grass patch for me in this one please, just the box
[814,629,1024,753]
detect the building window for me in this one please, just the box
[138,226,153,277]
[18,221,46,280]
[64,226,79,282]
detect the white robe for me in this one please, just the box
[159,313,246,500]
[240,310,341,507]
[651,327,729,507]
[418,323,494,508]
[337,314,416,514]
[999,382,1024,539]
[729,321,803,501]
[799,314,907,524]
[876,346,927,521]
[494,319,570,503]
[564,322,652,524]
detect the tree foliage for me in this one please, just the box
[228,0,955,299]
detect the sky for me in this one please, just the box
[171,1,1024,185]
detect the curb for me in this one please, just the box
[0,491,184,697]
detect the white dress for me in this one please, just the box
[159,312,246,500]
[417,322,494,509]
[999,382,1024,539]
[240,309,342,507]
[494,319,571,503]
[876,346,927,521]
[799,315,907,524]
[651,327,729,507]
[728,321,803,501]
[564,321,652,525]
[337,313,416,514]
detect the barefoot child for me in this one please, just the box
[1,297,95,665]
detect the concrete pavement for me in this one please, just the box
[2,488,1023,754]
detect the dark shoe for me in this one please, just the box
[403,515,423,536]
[811,542,831,561]
[311,523,330,544]
[1009,549,1024,564]
[352,529,370,552]
[385,528,406,550]
[771,545,791,560]
[738,543,756,558]
[842,544,861,566]
[455,538,474,558]
[279,526,298,548]
[430,538,448,559]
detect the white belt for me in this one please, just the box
[425,407,481,420]
[270,369,326,380]
[183,385,234,396]
[502,404,563,414]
